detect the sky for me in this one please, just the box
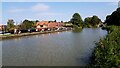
[0,2,2,24]
[1,0,120,2]
[2,2,118,25]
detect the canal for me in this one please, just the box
[2,28,107,66]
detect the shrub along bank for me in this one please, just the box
[90,26,120,67]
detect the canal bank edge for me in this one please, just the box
[0,29,72,40]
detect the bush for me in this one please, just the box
[90,26,120,68]
[72,25,83,32]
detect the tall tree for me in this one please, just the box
[61,21,63,23]
[70,13,83,27]
[84,17,92,24]
[105,7,120,26]
[35,20,39,23]
[84,16,102,27]
[90,15,101,26]
[7,19,15,31]
[54,20,57,22]
[20,19,34,30]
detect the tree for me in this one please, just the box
[84,17,92,24]
[84,16,102,27]
[35,20,39,23]
[90,16,101,26]
[84,17,92,27]
[61,21,63,23]
[70,13,83,27]
[54,20,57,22]
[105,7,120,26]
[20,19,34,30]
[7,19,15,31]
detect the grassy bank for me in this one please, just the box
[0,29,71,40]
[90,25,120,67]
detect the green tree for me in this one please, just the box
[7,19,15,31]
[54,20,57,22]
[84,17,92,24]
[84,17,92,27]
[84,16,102,27]
[70,13,83,27]
[105,7,120,26]
[35,20,39,23]
[20,19,34,30]
[90,15,102,27]
[61,21,63,23]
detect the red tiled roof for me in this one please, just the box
[48,22,57,28]
[36,21,63,29]
[36,21,48,26]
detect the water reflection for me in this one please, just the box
[2,28,107,66]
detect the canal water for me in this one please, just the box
[2,28,107,66]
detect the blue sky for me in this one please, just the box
[0,2,2,24]
[2,2,118,25]
[1,0,120,2]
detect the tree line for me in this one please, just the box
[69,13,102,28]
[69,7,120,29]
[4,19,63,32]
[4,7,120,32]
[4,19,37,33]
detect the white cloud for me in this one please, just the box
[31,3,50,11]
[8,3,50,13]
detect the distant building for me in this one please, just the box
[36,21,63,31]
[36,21,48,30]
